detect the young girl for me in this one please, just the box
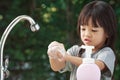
[47,1,117,80]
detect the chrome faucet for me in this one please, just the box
[0,15,40,80]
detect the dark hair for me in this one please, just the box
[77,1,117,51]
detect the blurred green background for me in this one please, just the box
[0,0,120,80]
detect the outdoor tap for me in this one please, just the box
[0,15,40,80]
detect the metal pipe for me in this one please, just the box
[0,15,40,80]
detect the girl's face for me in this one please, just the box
[80,20,108,51]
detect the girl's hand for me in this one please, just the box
[47,41,66,61]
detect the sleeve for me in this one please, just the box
[59,45,80,73]
[96,47,115,77]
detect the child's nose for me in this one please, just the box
[85,30,92,37]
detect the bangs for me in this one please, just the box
[79,8,100,28]
[77,1,106,28]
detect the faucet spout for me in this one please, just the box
[0,15,40,80]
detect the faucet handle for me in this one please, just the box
[5,57,9,69]
[4,56,10,78]
[4,69,10,79]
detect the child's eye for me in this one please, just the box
[81,28,85,31]
[92,29,98,32]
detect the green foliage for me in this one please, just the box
[0,0,120,80]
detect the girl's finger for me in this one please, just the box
[48,41,61,48]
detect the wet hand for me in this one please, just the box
[47,41,66,61]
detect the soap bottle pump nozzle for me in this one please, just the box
[81,45,94,58]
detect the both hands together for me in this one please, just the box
[47,41,67,62]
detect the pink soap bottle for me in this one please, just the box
[76,45,101,80]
